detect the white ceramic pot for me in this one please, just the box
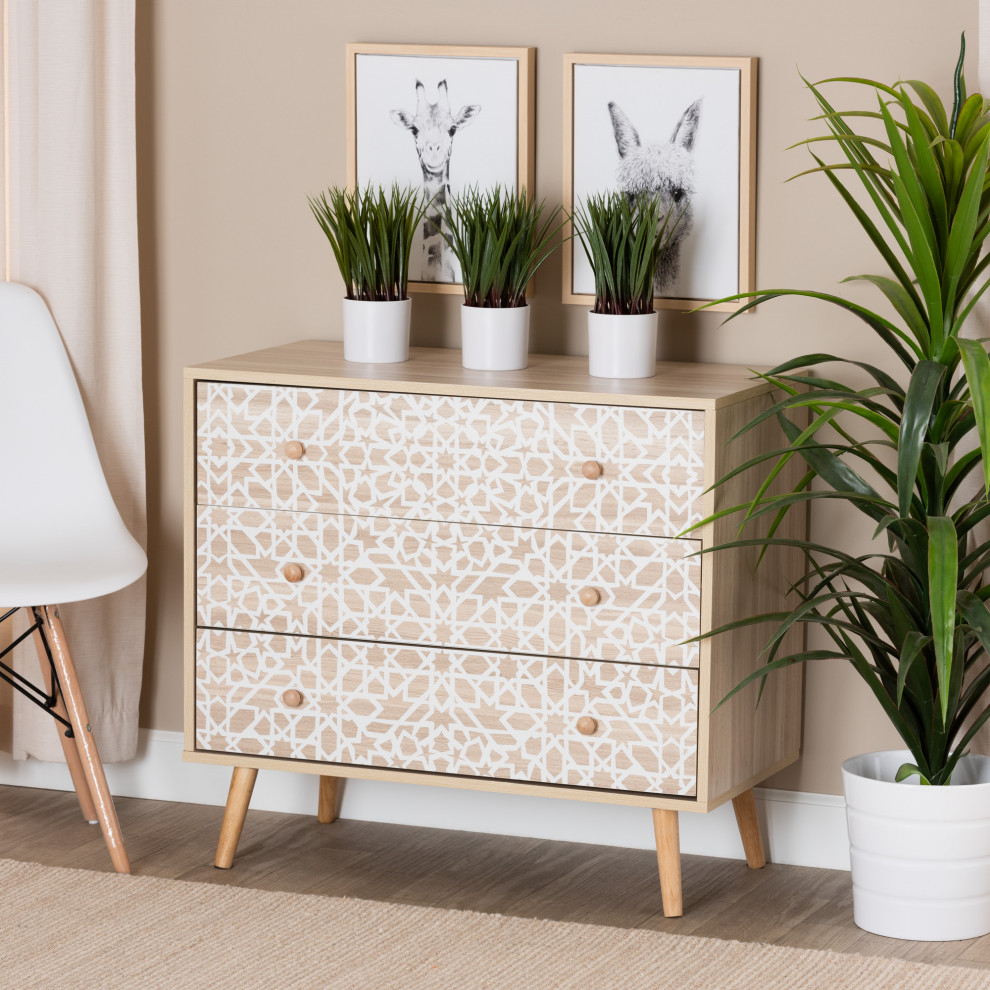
[460,304,530,371]
[842,749,990,941]
[341,298,411,363]
[587,311,658,379]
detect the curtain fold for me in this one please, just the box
[2,0,146,763]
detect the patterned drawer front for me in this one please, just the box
[197,382,705,537]
[196,628,324,762]
[197,505,702,667]
[196,629,699,796]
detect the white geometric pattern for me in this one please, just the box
[197,504,702,667]
[193,376,711,799]
[196,383,706,538]
[195,629,699,796]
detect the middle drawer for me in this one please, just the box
[197,505,702,668]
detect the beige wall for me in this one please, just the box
[135,0,978,795]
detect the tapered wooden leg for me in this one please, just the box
[317,775,340,824]
[39,606,130,874]
[215,766,258,869]
[29,613,98,823]
[731,788,766,869]
[652,808,683,917]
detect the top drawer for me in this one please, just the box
[197,382,706,538]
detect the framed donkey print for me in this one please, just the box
[563,53,757,312]
[346,43,536,294]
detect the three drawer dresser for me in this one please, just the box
[183,341,805,916]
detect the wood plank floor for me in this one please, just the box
[3,781,990,971]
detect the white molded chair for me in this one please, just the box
[0,281,147,873]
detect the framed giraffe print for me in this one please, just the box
[346,43,536,295]
[562,53,757,312]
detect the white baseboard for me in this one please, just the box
[0,729,851,871]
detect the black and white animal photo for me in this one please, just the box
[353,50,520,287]
[569,60,749,303]
[608,99,701,294]
[390,80,481,282]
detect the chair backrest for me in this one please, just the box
[0,281,146,604]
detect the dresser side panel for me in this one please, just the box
[703,392,806,801]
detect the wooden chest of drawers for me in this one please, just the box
[183,342,805,916]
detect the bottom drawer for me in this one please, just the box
[195,629,699,796]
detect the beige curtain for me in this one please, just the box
[1,0,146,762]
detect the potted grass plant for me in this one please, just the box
[571,190,682,379]
[308,183,424,363]
[695,36,990,941]
[440,185,565,371]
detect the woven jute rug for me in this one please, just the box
[0,857,985,989]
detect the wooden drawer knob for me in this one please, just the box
[576,716,598,736]
[579,586,601,607]
[285,440,305,460]
[581,459,603,480]
[282,563,304,583]
[282,689,304,708]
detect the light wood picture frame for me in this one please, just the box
[346,43,536,296]
[562,53,757,313]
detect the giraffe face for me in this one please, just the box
[391,81,481,176]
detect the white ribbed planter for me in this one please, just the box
[342,298,411,363]
[460,304,530,371]
[842,749,990,941]
[587,311,658,379]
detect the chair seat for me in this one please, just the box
[0,515,146,606]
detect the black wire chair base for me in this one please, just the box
[0,606,73,737]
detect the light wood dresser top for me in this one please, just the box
[185,340,771,410]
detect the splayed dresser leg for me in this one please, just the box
[652,808,683,917]
[731,788,767,869]
[215,766,258,869]
[318,775,340,824]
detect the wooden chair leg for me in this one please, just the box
[39,605,130,874]
[731,788,767,869]
[215,766,258,869]
[29,615,97,823]
[317,774,340,824]
[652,808,683,917]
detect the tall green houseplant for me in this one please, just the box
[700,37,990,785]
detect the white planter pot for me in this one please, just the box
[842,749,990,941]
[587,311,658,379]
[341,298,411,363]
[460,304,530,371]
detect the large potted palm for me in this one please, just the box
[696,37,990,941]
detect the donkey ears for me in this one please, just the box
[608,102,640,158]
[610,99,701,155]
[670,100,702,151]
